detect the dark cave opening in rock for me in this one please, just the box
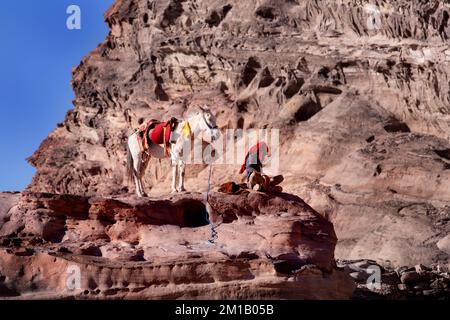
[293,100,322,122]
[142,13,149,24]
[318,66,330,79]
[258,67,275,88]
[241,57,261,86]
[255,6,276,20]
[42,218,67,243]
[273,253,307,274]
[161,0,185,28]
[435,148,450,161]
[206,5,233,27]
[284,78,304,99]
[206,11,221,27]
[155,83,169,101]
[383,117,410,133]
[176,199,210,228]
[222,4,233,16]
[236,100,249,113]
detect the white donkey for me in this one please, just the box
[126,106,220,196]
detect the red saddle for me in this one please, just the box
[136,118,177,154]
[150,121,172,145]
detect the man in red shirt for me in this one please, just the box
[239,141,283,192]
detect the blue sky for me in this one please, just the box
[0,1,113,191]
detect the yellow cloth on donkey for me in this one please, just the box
[181,121,192,138]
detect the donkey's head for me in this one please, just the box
[196,105,220,141]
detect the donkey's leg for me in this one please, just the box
[134,174,144,197]
[178,160,186,192]
[133,163,145,197]
[132,159,145,197]
[138,177,148,197]
[133,154,147,197]
[128,134,145,197]
[138,159,149,197]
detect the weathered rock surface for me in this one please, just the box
[23,0,450,269]
[27,0,450,194]
[0,191,354,299]
[289,96,450,267]
[338,260,450,300]
[0,193,20,232]
[9,0,450,294]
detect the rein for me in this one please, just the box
[205,161,218,244]
[204,134,220,244]
[202,113,218,130]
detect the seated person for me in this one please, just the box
[239,141,283,192]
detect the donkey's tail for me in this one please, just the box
[126,140,135,183]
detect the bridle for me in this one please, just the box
[202,112,218,132]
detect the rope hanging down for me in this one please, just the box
[205,161,218,244]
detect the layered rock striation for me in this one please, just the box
[0,192,354,299]
[4,0,450,298]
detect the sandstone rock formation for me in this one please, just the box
[338,260,450,300]
[27,0,450,194]
[25,0,450,269]
[0,193,20,232]
[0,191,354,299]
[3,0,450,298]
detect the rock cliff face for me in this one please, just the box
[0,192,354,299]
[4,0,450,298]
[27,0,450,196]
[25,0,450,269]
